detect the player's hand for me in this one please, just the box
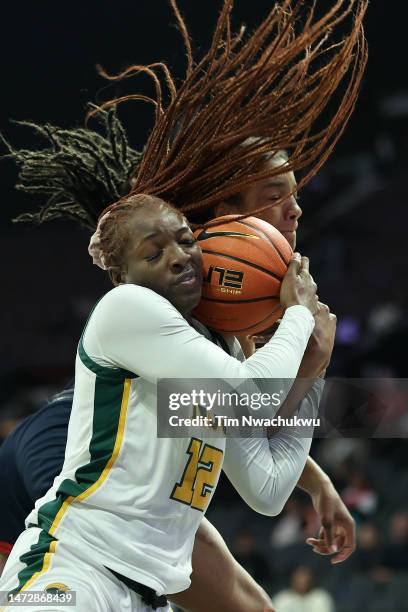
[298,302,337,377]
[306,479,356,564]
[280,253,318,315]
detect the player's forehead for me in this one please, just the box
[258,157,297,191]
[127,206,189,244]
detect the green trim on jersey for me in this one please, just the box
[37,341,135,533]
[77,294,137,380]
[78,336,137,380]
[10,530,57,595]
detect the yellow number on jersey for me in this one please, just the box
[171,438,224,512]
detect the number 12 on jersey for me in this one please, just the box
[171,438,224,512]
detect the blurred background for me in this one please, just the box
[1,1,407,610]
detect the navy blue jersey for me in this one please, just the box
[0,388,73,552]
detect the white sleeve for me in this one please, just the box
[222,379,324,516]
[83,284,314,382]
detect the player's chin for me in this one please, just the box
[171,280,203,315]
[280,230,296,249]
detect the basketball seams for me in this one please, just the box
[235,219,291,266]
[198,303,282,334]
[200,249,283,282]
[201,295,280,304]
[194,217,289,334]
[236,304,282,334]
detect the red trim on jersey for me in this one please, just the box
[0,540,12,555]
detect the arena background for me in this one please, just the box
[1,1,407,610]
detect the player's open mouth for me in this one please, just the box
[174,270,200,287]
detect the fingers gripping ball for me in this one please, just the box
[193,215,292,334]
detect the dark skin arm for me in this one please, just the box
[299,458,356,564]
[169,517,275,612]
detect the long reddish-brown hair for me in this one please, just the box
[94,0,368,224]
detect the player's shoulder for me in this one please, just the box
[99,284,169,309]
[101,283,161,303]
[85,284,180,340]
[91,284,171,321]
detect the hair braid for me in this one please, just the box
[5,0,368,278]
[96,0,367,226]
[1,105,142,230]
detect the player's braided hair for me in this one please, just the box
[1,105,142,231]
[94,0,368,224]
[4,0,368,277]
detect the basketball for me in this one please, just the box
[193,215,293,335]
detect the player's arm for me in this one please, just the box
[220,304,335,514]
[269,304,355,564]
[222,378,323,516]
[84,255,317,393]
[239,304,355,563]
[169,517,275,612]
[298,457,356,564]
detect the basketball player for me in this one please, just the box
[113,0,367,591]
[1,115,340,612]
[0,191,328,611]
[0,0,366,607]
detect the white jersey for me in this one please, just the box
[26,284,314,595]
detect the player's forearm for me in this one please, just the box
[297,455,332,496]
[239,326,332,500]
[223,380,322,516]
[266,375,322,439]
[264,379,323,513]
[224,435,312,516]
[98,286,314,385]
[243,306,314,380]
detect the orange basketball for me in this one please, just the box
[193,215,293,335]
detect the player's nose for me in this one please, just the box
[285,195,302,221]
[169,244,191,270]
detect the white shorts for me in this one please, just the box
[0,527,172,612]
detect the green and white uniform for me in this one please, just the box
[1,284,314,608]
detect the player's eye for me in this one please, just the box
[180,238,197,246]
[146,250,162,261]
